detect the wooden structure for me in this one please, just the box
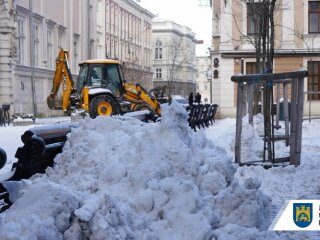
[231,70,308,166]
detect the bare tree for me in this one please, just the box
[231,0,279,160]
[233,0,279,72]
[166,37,192,95]
[121,62,151,90]
[230,0,282,117]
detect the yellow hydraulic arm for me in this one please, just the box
[123,83,161,116]
[47,49,77,112]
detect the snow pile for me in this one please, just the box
[0,103,276,239]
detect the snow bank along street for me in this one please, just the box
[0,102,319,239]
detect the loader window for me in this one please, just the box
[90,67,102,86]
[103,64,122,97]
[77,64,89,93]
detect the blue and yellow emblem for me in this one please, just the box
[293,203,313,228]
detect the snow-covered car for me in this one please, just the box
[171,95,189,108]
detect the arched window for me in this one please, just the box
[155,40,162,59]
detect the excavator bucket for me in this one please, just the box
[149,86,168,104]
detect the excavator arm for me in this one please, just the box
[123,83,161,116]
[47,49,77,112]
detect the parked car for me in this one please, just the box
[171,95,189,109]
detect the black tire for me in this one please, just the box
[0,147,7,169]
[89,95,119,118]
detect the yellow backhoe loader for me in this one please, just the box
[47,49,162,119]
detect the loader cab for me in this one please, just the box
[77,60,125,97]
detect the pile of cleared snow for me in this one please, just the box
[1,103,275,239]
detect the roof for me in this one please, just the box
[79,59,120,65]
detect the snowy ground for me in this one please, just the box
[0,102,319,239]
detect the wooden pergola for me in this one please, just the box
[231,70,308,166]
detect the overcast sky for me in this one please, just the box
[138,0,212,56]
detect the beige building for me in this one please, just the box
[210,0,320,118]
[152,19,198,98]
[0,0,154,117]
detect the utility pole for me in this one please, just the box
[29,0,37,120]
[207,68,212,103]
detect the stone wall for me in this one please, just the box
[0,0,15,107]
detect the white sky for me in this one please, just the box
[138,0,212,56]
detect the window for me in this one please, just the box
[77,64,88,93]
[17,17,25,64]
[33,24,40,67]
[84,64,122,97]
[155,40,162,59]
[47,27,53,69]
[246,62,265,74]
[247,3,261,35]
[105,64,122,97]
[58,30,64,50]
[309,1,320,33]
[156,68,162,78]
[308,61,320,100]
[246,62,257,74]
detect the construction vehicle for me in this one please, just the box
[47,48,162,119]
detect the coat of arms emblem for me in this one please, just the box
[293,203,313,228]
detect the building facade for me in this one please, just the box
[152,19,197,98]
[196,56,212,103]
[0,0,95,117]
[96,0,154,90]
[210,0,320,117]
[0,0,154,118]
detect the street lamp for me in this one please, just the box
[206,68,212,104]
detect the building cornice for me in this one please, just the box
[16,5,29,16]
[123,0,155,18]
[15,64,78,78]
[45,19,57,27]
[33,12,44,22]
[219,49,320,58]
[153,29,195,40]
[57,24,67,32]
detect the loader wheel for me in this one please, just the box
[89,95,119,118]
[0,147,7,169]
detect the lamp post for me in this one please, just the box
[29,0,37,120]
[207,68,212,103]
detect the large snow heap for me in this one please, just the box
[0,102,272,240]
